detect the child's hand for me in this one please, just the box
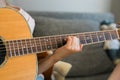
[53,36,83,60]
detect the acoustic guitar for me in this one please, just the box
[0,8,120,80]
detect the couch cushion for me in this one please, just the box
[63,44,114,77]
[33,16,114,76]
[33,16,100,36]
[66,73,110,80]
[29,12,114,23]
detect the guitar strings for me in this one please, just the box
[0,30,119,54]
[0,41,58,54]
[0,29,118,45]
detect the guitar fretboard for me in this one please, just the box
[5,30,119,57]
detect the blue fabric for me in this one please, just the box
[105,49,119,60]
[36,75,44,80]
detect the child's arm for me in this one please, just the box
[108,62,120,80]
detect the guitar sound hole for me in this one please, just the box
[0,38,6,65]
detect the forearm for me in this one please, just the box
[38,48,70,74]
[38,36,83,74]
[108,62,120,80]
[38,53,62,74]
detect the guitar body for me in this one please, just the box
[0,8,37,80]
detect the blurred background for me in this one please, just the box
[5,0,120,22]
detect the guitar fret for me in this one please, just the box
[91,32,99,43]
[59,36,64,47]
[20,40,24,55]
[59,35,64,46]
[40,38,47,51]
[38,38,42,51]
[12,40,17,56]
[25,39,31,53]
[5,41,9,56]
[79,33,87,44]
[44,38,48,50]
[16,40,24,56]
[102,32,106,41]
[23,48,27,55]
[54,37,58,48]
[30,39,37,53]
[49,37,58,49]
[16,40,20,56]
[34,38,41,52]
[109,31,113,40]
[85,33,92,44]
[33,38,38,52]
[89,33,92,42]
[90,33,93,43]
[48,36,53,50]
[9,41,14,56]
[61,35,67,45]
[110,30,118,39]
[21,40,28,54]
[104,31,111,40]
[44,37,50,50]
[25,39,29,54]
[9,41,16,56]
[32,47,37,53]
[44,37,53,50]
[14,40,20,56]
[7,41,13,57]
[29,39,34,53]
[56,36,63,48]
[95,32,100,42]
[97,32,105,41]
[17,40,22,55]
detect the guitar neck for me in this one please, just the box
[6,29,120,57]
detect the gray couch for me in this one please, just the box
[29,12,115,80]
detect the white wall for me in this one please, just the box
[1,0,119,21]
[11,0,111,13]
